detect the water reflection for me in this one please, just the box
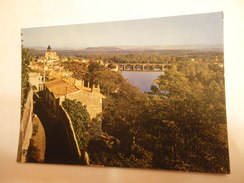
[121,71,164,92]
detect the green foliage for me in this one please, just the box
[88,115,103,140]
[97,70,123,96]
[63,62,88,80]
[85,61,106,85]
[99,61,228,173]
[21,48,33,114]
[108,63,116,69]
[61,54,229,173]
[102,81,146,139]
[88,137,152,168]
[73,51,223,64]
[82,64,154,168]
[145,62,229,173]
[62,99,90,151]
[120,142,153,168]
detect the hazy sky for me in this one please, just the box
[22,12,223,49]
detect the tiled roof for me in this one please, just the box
[63,77,76,85]
[44,79,79,99]
[49,71,62,79]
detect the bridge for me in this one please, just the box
[114,63,171,72]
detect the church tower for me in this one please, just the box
[47,45,52,52]
[45,45,59,62]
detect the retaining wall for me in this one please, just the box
[17,89,34,162]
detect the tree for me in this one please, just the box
[21,48,33,113]
[62,62,88,80]
[61,55,229,173]
[147,62,229,173]
[85,61,105,85]
[62,99,90,151]
[108,63,116,69]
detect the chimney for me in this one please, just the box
[87,81,90,88]
[91,83,100,93]
[81,79,84,87]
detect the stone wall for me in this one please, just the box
[17,89,34,162]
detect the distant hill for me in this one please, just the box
[84,46,123,52]
[115,44,223,51]
[27,44,223,57]
[27,44,223,52]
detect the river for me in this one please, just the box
[121,71,164,92]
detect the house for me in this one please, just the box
[44,78,105,119]
[29,72,43,91]
[37,57,46,63]
[44,79,79,115]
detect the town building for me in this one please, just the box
[44,78,105,119]
[45,45,59,63]
[37,57,46,63]
[29,72,43,91]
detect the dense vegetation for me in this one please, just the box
[62,99,90,152]
[75,51,223,64]
[21,48,33,114]
[62,54,229,173]
[140,62,229,173]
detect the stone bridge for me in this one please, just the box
[115,63,171,72]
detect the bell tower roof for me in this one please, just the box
[47,45,52,51]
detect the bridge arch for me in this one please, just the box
[164,64,172,69]
[143,64,153,71]
[124,64,133,71]
[118,64,124,70]
[153,64,164,71]
[134,64,143,71]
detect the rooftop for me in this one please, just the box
[44,79,79,99]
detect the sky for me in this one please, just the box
[22,12,223,49]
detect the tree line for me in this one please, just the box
[75,51,223,64]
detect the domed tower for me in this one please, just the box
[47,45,52,52]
